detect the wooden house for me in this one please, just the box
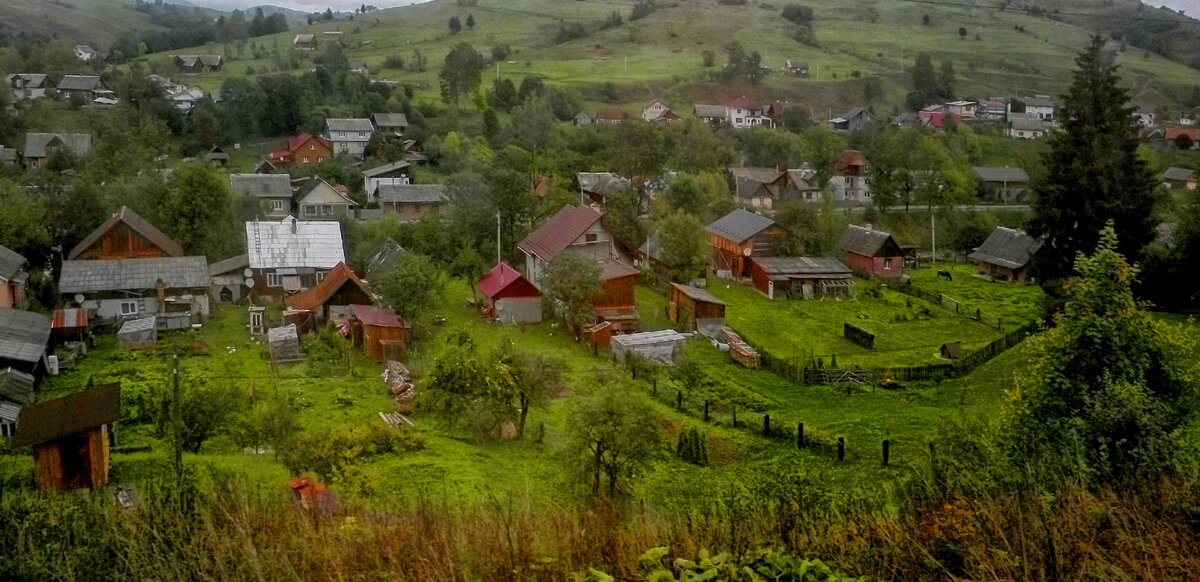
[295,177,357,220]
[668,283,726,332]
[749,257,854,300]
[829,107,875,131]
[372,112,409,135]
[1163,167,1197,190]
[173,54,223,73]
[706,209,786,280]
[575,172,630,206]
[968,226,1041,283]
[267,133,333,167]
[0,308,50,380]
[838,224,903,279]
[11,383,120,491]
[246,218,346,300]
[293,34,319,50]
[0,245,28,309]
[68,206,184,260]
[518,205,624,287]
[285,262,371,322]
[362,161,413,201]
[22,132,92,169]
[376,184,448,221]
[595,261,640,331]
[784,59,809,76]
[323,118,375,159]
[348,304,409,362]
[475,262,542,324]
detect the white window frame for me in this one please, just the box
[267,272,281,287]
[120,300,138,315]
[315,271,327,283]
[272,199,285,211]
[883,258,893,271]
[320,205,333,215]
[302,156,310,164]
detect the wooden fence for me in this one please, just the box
[893,283,1008,331]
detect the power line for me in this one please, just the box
[903,0,1200,26]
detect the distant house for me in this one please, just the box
[253,159,280,174]
[693,104,728,128]
[969,226,1041,283]
[205,145,229,166]
[976,99,1007,121]
[1132,106,1156,127]
[0,147,17,167]
[783,59,809,76]
[73,45,99,61]
[944,100,977,120]
[730,167,787,210]
[285,262,372,322]
[1008,116,1048,139]
[1013,96,1055,121]
[268,133,333,167]
[245,218,346,299]
[918,106,962,130]
[595,109,624,125]
[293,34,319,50]
[0,308,50,380]
[667,283,725,331]
[56,75,110,101]
[576,172,631,206]
[376,184,448,221]
[11,383,120,491]
[348,59,369,76]
[838,224,903,279]
[6,74,51,101]
[363,161,413,201]
[706,209,786,279]
[1163,167,1197,190]
[973,167,1031,203]
[475,262,542,324]
[294,177,357,220]
[642,100,678,123]
[573,111,593,126]
[829,149,871,204]
[321,31,345,44]
[21,132,91,169]
[323,118,374,158]
[372,112,409,135]
[0,245,29,309]
[173,55,223,73]
[230,173,295,218]
[59,256,211,323]
[208,254,249,303]
[1165,127,1200,150]
[829,107,875,131]
[750,257,854,300]
[726,96,772,128]
[517,205,623,287]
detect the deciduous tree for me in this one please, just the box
[373,252,445,321]
[656,210,709,282]
[566,378,663,496]
[439,42,484,108]
[541,253,602,337]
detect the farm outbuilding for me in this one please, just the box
[969,227,1042,284]
[51,308,90,343]
[750,257,854,300]
[0,367,35,438]
[610,330,688,365]
[11,383,120,491]
[595,261,640,332]
[0,308,50,380]
[117,316,157,349]
[348,304,409,363]
[668,283,726,334]
[838,224,903,279]
[268,324,303,362]
[707,209,786,280]
[285,262,371,322]
[475,262,542,324]
[940,341,962,360]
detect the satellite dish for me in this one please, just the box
[243,268,254,278]
[73,293,85,304]
[742,247,752,257]
[244,278,255,288]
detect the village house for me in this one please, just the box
[6,74,51,101]
[944,101,977,120]
[667,283,726,332]
[693,104,728,128]
[230,173,295,218]
[918,105,962,129]
[829,149,871,204]
[322,31,345,44]
[838,224,904,279]
[348,59,369,76]
[749,257,854,300]
[73,45,98,61]
[730,167,786,211]
[1008,116,1048,139]
[208,254,249,303]
[573,112,593,126]
[576,172,631,206]
[726,96,773,128]
[372,112,409,135]
[595,109,624,125]
[245,218,346,300]
[323,118,374,158]
[518,205,624,287]
[68,206,182,261]
[1012,96,1055,122]
[641,100,679,123]
[976,98,1007,121]
[294,177,358,220]
[1132,106,1156,127]
[21,132,91,169]
[363,161,413,201]
[1163,167,1197,190]
[285,262,372,322]
[11,383,120,491]
[970,226,1041,283]
[376,184,449,221]
[0,245,28,309]
[0,308,50,380]
[173,55,223,73]
[973,166,1031,203]
[59,256,210,325]
[0,147,17,167]
[56,75,111,102]
[293,34,319,50]
[268,133,334,167]
[783,58,809,76]
[475,262,542,324]
[1165,127,1200,150]
[707,209,786,280]
[348,304,409,362]
[0,368,35,438]
[829,107,876,131]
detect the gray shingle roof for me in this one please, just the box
[372,113,409,128]
[376,184,448,204]
[56,75,103,92]
[694,104,727,119]
[209,254,249,277]
[752,256,851,278]
[22,132,92,158]
[0,308,50,365]
[973,167,1030,183]
[968,226,1041,270]
[707,209,777,244]
[1163,167,1195,182]
[362,160,411,178]
[59,257,210,293]
[175,55,223,67]
[577,172,630,197]
[325,118,375,133]
[245,218,345,270]
[7,74,48,88]
[1010,117,1047,132]
[0,245,26,282]
[230,173,294,199]
[669,282,725,306]
[0,368,35,405]
[838,224,899,257]
[0,147,17,163]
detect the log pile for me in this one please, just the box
[718,327,760,368]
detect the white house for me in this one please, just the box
[517,205,623,287]
[642,99,670,122]
[245,217,345,299]
[5,74,50,101]
[1012,96,1055,122]
[1132,106,1156,128]
[323,118,374,159]
[74,45,98,62]
[1008,116,1048,139]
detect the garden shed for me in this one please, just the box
[940,341,962,360]
[668,283,726,334]
[348,304,409,362]
[51,308,90,343]
[117,316,157,349]
[475,262,542,324]
[611,330,688,365]
[11,383,120,491]
[750,257,854,300]
[285,262,371,322]
[268,324,303,362]
[968,226,1042,284]
[838,224,904,279]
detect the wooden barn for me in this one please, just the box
[838,224,904,279]
[595,261,640,332]
[707,209,786,280]
[668,283,726,333]
[750,257,854,300]
[11,383,121,491]
[285,262,371,322]
[475,263,542,324]
[968,226,1042,283]
[0,308,50,380]
[348,304,409,362]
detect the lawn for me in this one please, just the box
[905,262,1047,326]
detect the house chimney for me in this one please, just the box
[155,278,166,305]
[290,217,298,234]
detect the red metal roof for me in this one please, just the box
[51,308,89,330]
[834,149,867,173]
[727,96,755,110]
[287,133,314,152]
[596,109,624,120]
[1165,127,1200,141]
[285,263,369,311]
[348,304,406,328]
[517,205,603,261]
[475,262,540,299]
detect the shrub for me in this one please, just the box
[781,3,813,25]
[676,427,709,466]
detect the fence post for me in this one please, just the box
[797,422,804,449]
[703,400,710,422]
[732,406,737,428]
[882,439,890,467]
[676,390,682,411]
[837,437,845,462]
[763,414,770,437]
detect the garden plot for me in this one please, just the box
[905,263,1047,325]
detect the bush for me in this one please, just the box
[844,322,876,349]
[555,22,590,44]
[781,3,814,25]
[676,427,709,466]
[630,0,657,21]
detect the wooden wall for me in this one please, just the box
[76,224,170,260]
[32,427,109,491]
[594,275,636,310]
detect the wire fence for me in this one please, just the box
[891,283,1011,331]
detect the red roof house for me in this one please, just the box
[475,262,542,324]
[285,262,372,321]
[268,133,334,166]
[517,205,624,287]
[347,304,408,362]
[1165,126,1200,149]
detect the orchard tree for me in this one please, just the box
[1028,36,1160,288]
[566,378,663,496]
[541,253,602,338]
[373,252,445,320]
[656,210,709,282]
[439,42,484,108]
[494,340,563,439]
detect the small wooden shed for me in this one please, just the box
[611,330,688,365]
[475,262,542,324]
[285,262,371,322]
[940,341,962,360]
[668,283,726,332]
[11,383,121,491]
[348,304,409,362]
[118,316,157,348]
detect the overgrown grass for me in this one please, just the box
[905,262,1047,325]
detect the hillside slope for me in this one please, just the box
[1,0,168,50]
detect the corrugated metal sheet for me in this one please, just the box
[9,383,121,449]
[348,304,406,328]
[517,206,602,261]
[246,218,345,270]
[0,309,50,364]
[50,308,88,330]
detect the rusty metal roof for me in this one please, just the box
[10,383,120,449]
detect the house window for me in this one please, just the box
[320,205,332,215]
[310,144,315,150]
[359,132,366,138]
[883,258,893,270]
[267,272,281,287]
[272,200,285,211]
[318,157,324,163]
[120,301,138,315]
[585,233,598,243]
[315,271,326,283]
[303,205,318,215]
[0,422,14,437]
[302,156,310,164]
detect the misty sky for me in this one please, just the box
[1157,0,1200,17]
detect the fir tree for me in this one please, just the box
[1027,36,1160,288]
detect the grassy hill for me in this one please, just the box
[0,0,169,50]
[142,0,1200,113]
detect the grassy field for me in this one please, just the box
[905,261,1047,326]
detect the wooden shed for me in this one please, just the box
[285,262,371,322]
[668,283,726,333]
[968,226,1042,284]
[117,316,157,348]
[838,224,904,279]
[348,304,409,362]
[475,262,542,324]
[706,209,786,280]
[750,257,854,300]
[940,341,962,360]
[11,383,120,491]
[595,261,640,332]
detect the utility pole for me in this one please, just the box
[171,355,183,490]
[931,213,937,265]
[496,211,502,265]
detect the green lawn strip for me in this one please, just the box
[905,263,1047,326]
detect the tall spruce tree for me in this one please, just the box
[1027,36,1159,287]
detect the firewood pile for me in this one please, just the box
[383,361,414,399]
[718,327,760,368]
